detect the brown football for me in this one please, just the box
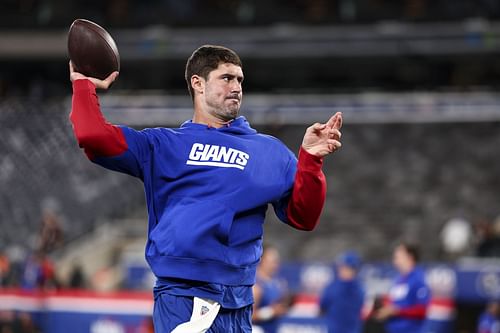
[67,19,120,80]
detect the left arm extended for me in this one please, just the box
[286,112,343,231]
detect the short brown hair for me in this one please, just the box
[184,45,242,100]
[399,242,420,262]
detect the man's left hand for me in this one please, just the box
[301,112,342,157]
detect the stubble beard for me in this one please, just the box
[208,99,241,122]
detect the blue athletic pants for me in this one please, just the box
[153,292,252,333]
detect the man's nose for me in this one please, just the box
[230,80,241,92]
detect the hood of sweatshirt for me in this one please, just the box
[180,116,257,135]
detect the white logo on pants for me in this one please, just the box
[171,297,221,333]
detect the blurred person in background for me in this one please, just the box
[0,310,42,333]
[320,250,365,333]
[252,245,290,333]
[440,217,473,260]
[0,251,10,287]
[3,245,26,288]
[477,301,500,333]
[21,251,58,290]
[37,209,63,254]
[475,215,500,258]
[15,312,42,333]
[68,263,86,289]
[137,317,155,333]
[374,242,431,333]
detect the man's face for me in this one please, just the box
[393,245,414,274]
[203,63,244,121]
[338,264,356,281]
[261,248,280,276]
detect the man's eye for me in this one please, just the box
[223,77,230,82]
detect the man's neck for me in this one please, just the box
[192,107,233,128]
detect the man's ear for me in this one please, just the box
[191,75,204,95]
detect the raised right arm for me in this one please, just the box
[69,64,149,178]
[70,78,127,160]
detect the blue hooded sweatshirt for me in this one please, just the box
[92,116,297,287]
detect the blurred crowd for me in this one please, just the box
[1,212,500,332]
[0,0,500,29]
[0,312,42,333]
[439,215,500,260]
[251,243,500,333]
[254,243,443,333]
[0,209,64,333]
[10,212,500,290]
[0,210,63,290]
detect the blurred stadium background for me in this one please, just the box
[1,1,500,332]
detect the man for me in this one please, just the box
[375,243,431,333]
[477,301,500,333]
[252,245,289,332]
[320,251,365,333]
[69,45,342,332]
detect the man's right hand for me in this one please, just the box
[69,61,119,90]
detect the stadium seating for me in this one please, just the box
[2,96,500,264]
[0,99,145,251]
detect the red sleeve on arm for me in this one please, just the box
[286,147,327,231]
[69,79,127,160]
[396,304,427,319]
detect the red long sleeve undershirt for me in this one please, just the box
[70,79,127,160]
[70,79,326,231]
[382,295,428,319]
[396,304,427,319]
[285,147,326,231]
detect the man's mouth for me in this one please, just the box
[226,95,240,102]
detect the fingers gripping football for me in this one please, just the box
[69,61,118,90]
